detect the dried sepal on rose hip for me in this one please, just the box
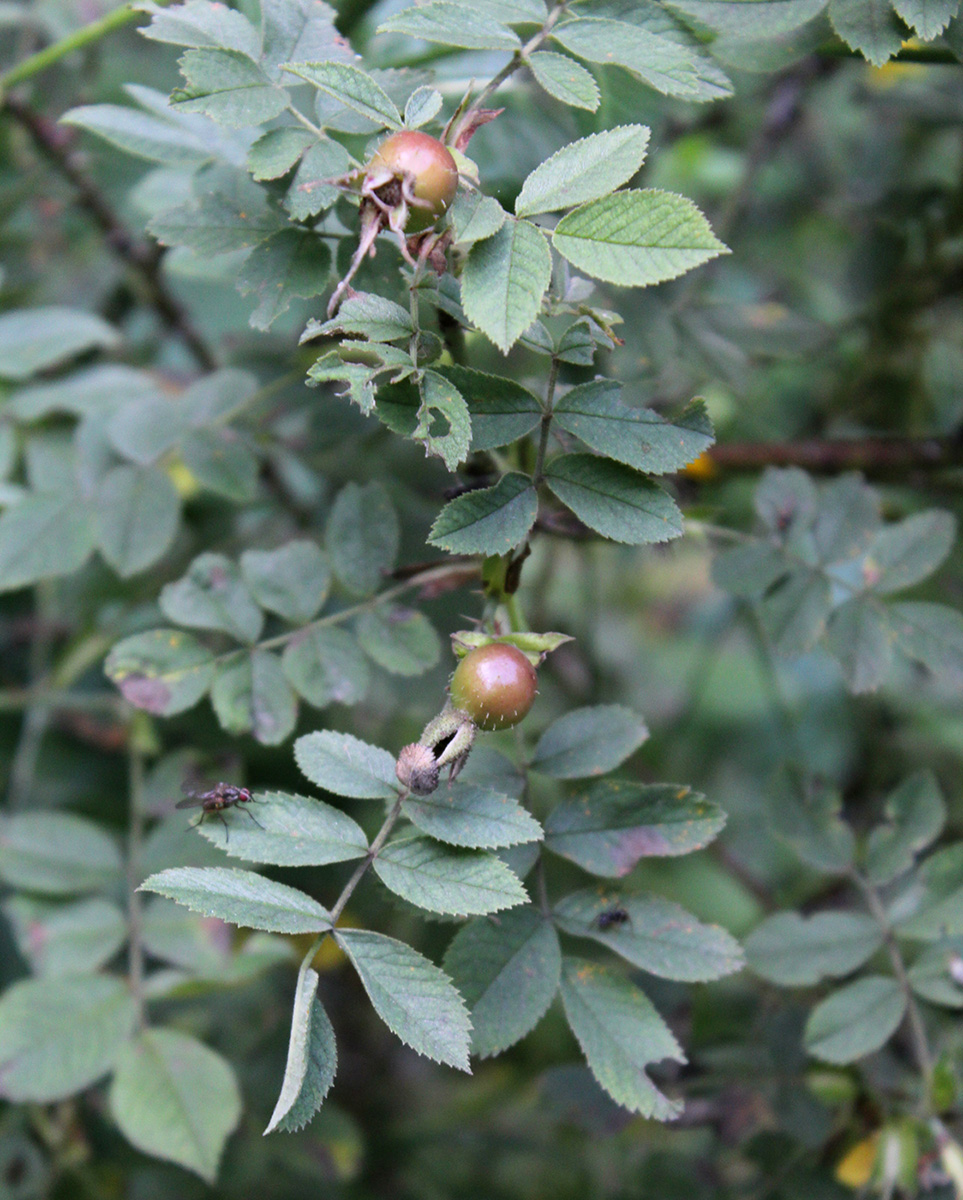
[395,742,439,796]
[327,131,458,316]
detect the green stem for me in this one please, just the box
[298,791,409,972]
[852,868,935,1107]
[532,355,560,485]
[251,561,472,658]
[447,1,569,147]
[0,1,171,94]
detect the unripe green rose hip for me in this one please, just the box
[449,643,538,732]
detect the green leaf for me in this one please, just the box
[282,61,403,128]
[907,938,963,1009]
[890,601,963,688]
[265,967,337,1134]
[356,606,441,675]
[712,541,788,598]
[308,343,414,414]
[210,650,298,744]
[448,192,507,247]
[461,218,553,353]
[434,366,541,452]
[141,866,332,934]
[171,48,289,127]
[107,396,189,466]
[0,812,122,894]
[63,102,216,166]
[895,844,963,940]
[237,229,331,330]
[325,481,399,596]
[516,125,649,218]
[404,85,443,127]
[527,50,600,111]
[554,890,744,982]
[544,454,683,545]
[429,474,539,555]
[240,540,331,624]
[892,0,959,38]
[247,126,314,179]
[197,789,368,866]
[756,465,817,533]
[403,780,543,850]
[294,730,398,799]
[662,0,830,39]
[826,598,892,693]
[93,465,180,577]
[866,772,945,886]
[769,769,854,874]
[560,958,683,1120]
[759,569,832,657]
[545,780,725,877]
[9,363,158,421]
[138,0,260,54]
[553,382,714,474]
[149,190,285,256]
[804,976,906,1064]
[553,189,727,287]
[335,929,471,1070]
[532,705,649,778]
[105,629,215,716]
[0,307,119,381]
[1,897,127,977]
[141,897,231,973]
[281,627,370,708]
[373,835,529,916]
[745,912,882,986]
[109,1028,241,1184]
[180,429,258,503]
[306,292,414,344]
[828,0,904,64]
[160,553,264,643]
[812,472,880,564]
[261,0,351,76]
[0,975,136,1103]
[284,137,351,219]
[377,1,521,49]
[413,370,472,469]
[444,907,561,1057]
[864,510,956,594]
[0,492,95,592]
[551,17,732,101]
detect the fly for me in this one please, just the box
[176,782,264,842]
[596,907,630,931]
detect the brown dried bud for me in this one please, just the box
[395,743,439,796]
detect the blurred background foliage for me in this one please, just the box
[1,0,963,1195]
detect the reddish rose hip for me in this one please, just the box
[450,643,538,732]
[366,131,458,232]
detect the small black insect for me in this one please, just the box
[596,907,630,931]
[176,782,264,842]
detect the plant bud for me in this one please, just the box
[395,743,440,795]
